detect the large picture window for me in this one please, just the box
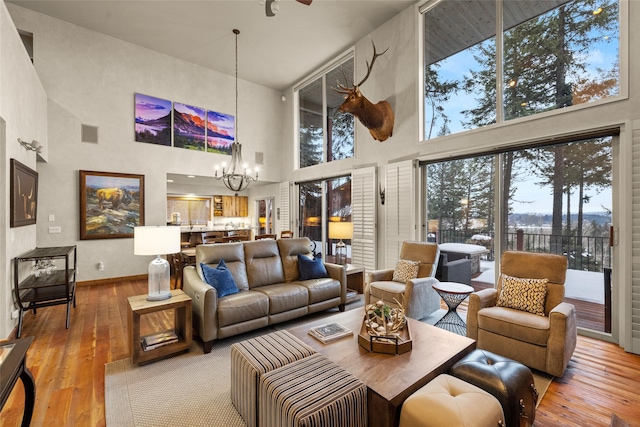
[298,57,355,168]
[423,0,620,139]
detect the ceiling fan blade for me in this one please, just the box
[296,0,312,5]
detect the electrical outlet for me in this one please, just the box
[11,309,19,319]
[98,262,104,271]
[48,226,62,234]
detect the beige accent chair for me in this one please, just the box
[467,251,577,377]
[365,241,441,320]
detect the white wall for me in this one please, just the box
[0,1,48,338]
[6,5,285,286]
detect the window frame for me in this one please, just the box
[294,49,355,169]
[417,0,627,144]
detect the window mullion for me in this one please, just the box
[322,74,328,163]
[495,0,504,124]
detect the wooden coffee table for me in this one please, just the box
[288,309,476,427]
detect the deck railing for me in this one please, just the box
[435,229,611,272]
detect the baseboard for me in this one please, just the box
[77,274,147,287]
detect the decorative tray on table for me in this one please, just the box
[358,298,414,355]
[358,318,412,355]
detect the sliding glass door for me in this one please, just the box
[298,175,352,262]
[424,135,614,333]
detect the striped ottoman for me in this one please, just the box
[259,353,367,427]
[231,330,316,427]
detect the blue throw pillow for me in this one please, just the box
[298,254,329,280]
[200,260,239,298]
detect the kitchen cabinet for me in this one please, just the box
[213,196,223,217]
[222,195,248,217]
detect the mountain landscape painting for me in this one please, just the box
[206,110,234,155]
[174,102,206,150]
[134,93,172,146]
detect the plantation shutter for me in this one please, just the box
[385,160,415,268]
[632,126,640,355]
[351,166,377,272]
[279,181,291,235]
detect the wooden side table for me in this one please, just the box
[128,289,192,365]
[345,264,365,303]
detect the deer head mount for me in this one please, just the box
[335,40,394,142]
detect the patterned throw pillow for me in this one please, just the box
[497,274,548,316]
[392,259,421,283]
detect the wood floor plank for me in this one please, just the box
[2,278,640,427]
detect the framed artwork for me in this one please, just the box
[10,159,38,227]
[206,110,234,155]
[134,93,172,146]
[79,170,145,240]
[173,102,206,150]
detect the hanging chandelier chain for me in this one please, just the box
[214,28,258,193]
[234,28,239,142]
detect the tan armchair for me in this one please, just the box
[365,241,441,320]
[466,251,577,377]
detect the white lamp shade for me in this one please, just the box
[134,226,181,255]
[328,222,353,240]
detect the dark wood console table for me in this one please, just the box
[0,337,35,426]
[14,246,77,337]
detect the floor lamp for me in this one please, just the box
[134,226,181,301]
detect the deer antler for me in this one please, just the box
[355,39,389,88]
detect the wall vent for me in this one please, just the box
[255,151,264,165]
[81,125,98,143]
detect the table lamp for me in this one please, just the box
[134,226,181,301]
[328,221,352,265]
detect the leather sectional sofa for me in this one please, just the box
[183,237,347,353]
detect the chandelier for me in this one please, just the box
[215,29,258,193]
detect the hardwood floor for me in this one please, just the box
[1,277,640,426]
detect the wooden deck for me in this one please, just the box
[470,279,606,332]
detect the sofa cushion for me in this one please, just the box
[277,237,314,282]
[243,240,285,287]
[253,283,309,315]
[217,290,270,328]
[497,274,548,316]
[295,278,341,304]
[201,260,239,298]
[478,306,550,346]
[392,259,420,283]
[297,254,329,280]
[197,243,249,291]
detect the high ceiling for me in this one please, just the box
[8,0,418,91]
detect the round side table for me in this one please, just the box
[432,281,474,336]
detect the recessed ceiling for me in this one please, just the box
[8,0,418,91]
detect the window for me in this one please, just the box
[423,0,620,139]
[423,135,614,332]
[298,175,352,262]
[166,196,211,226]
[298,57,354,168]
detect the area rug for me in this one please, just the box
[533,370,554,408]
[105,301,553,426]
[105,305,360,427]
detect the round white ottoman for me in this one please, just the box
[399,374,504,427]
